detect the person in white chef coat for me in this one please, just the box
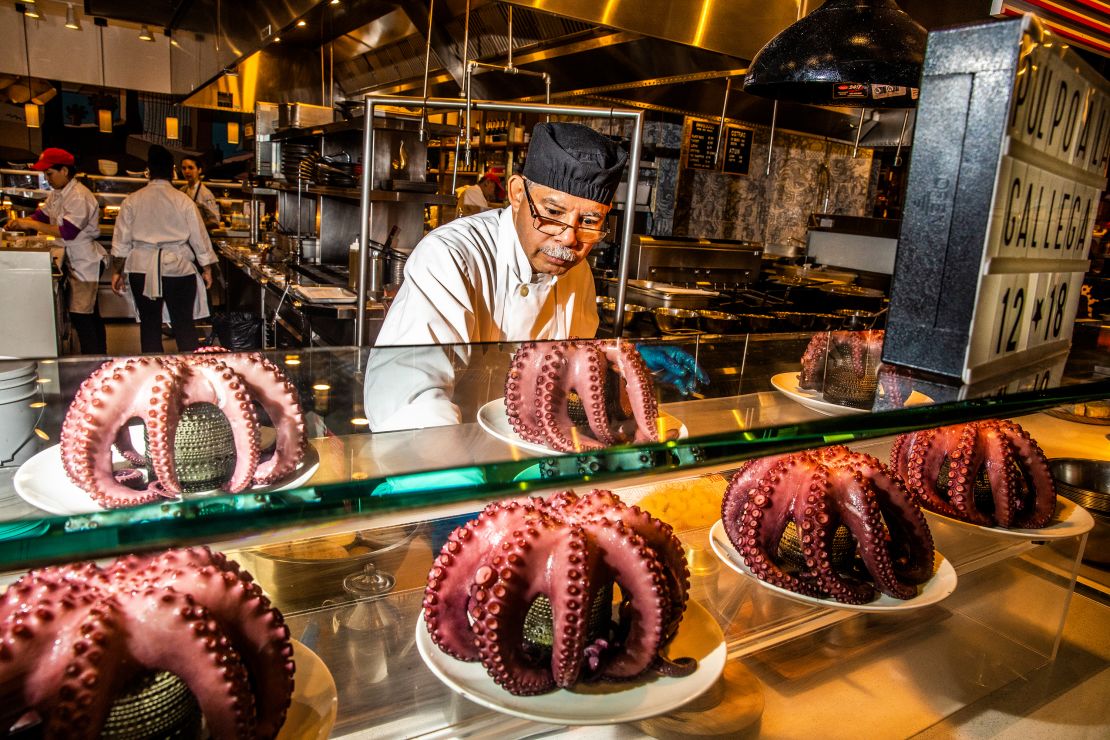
[454,171,503,217]
[110,145,217,353]
[5,148,107,354]
[364,123,706,432]
[180,155,221,231]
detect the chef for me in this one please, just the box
[5,148,106,354]
[110,145,217,353]
[365,122,705,431]
[179,155,220,230]
[455,171,503,216]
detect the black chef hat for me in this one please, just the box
[522,123,628,206]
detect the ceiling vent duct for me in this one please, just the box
[743,0,927,108]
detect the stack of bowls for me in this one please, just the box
[1049,458,1110,566]
[697,310,742,334]
[597,297,648,328]
[0,359,40,467]
[653,307,700,334]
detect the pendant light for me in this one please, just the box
[98,108,112,133]
[226,121,239,145]
[24,103,39,128]
[138,25,155,42]
[64,4,80,30]
[165,116,179,140]
[743,0,926,108]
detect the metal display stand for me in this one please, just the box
[355,95,645,346]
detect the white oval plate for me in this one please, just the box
[415,600,725,725]
[709,520,957,613]
[476,397,687,456]
[13,425,320,516]
[923,496,1094,540]
[770,372,932,417]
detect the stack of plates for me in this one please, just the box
[316,161,357,188]
[280,144,319,183]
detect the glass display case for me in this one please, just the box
[0,330,1106,737]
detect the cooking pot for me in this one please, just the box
[653,307,699,333]
[697,310,743,334]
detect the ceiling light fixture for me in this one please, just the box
[24,103,40,129]
[296,19,307,27]
[273,35,281,43]
[743,0,926,108]
[64,4,80,29]
[227,121,240,145]
[18,3,41,19]
[97,108,112,134]
[165,116,179,141]
[138,25,154,42]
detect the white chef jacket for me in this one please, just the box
[181,181,220,226]
[41,178,104,282]
[455,184,489,215]
[365,206,598,431]
[112,180,218,301]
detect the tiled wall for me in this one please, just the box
[583,116,875,246]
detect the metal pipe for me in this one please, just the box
[852,108,865,158]
[714,77,732,165]
[355,99,376,345]
[507,5,513,70]
[894,110,910,167]
[765,100,777,176]
[357,96,646,346]
[461,0,472,167]
[612,109,644,338]
[419,0,435,142]
[464,63,475,167]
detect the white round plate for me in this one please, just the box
[415,600,726,725]
[476,397,688,456]
[277,639,338,740]
[923,496,1094,540]
[771,372,933,416]
[709,520,957,613]
[13,425,320,516]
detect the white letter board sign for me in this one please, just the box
[884,16,1108,384]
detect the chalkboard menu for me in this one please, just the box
[683,118,754,175]
[884,16,1109,384]
[685,119,719,170]
[722,126,752,175]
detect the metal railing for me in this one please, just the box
[356,95,645,346]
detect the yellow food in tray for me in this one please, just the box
[636,473,730,532]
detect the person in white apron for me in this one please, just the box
[109,146,217,354]
[180,155,220,230]
[5,148,106,354]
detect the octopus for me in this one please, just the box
[60,348,307,509]
[721,446,935,604]
[0,547,294,739]
[891,419,1057,529]
[798,330,883,392]
[506,339,659,453]
[422,490,693,696]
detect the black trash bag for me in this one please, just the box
[212,312,262,350]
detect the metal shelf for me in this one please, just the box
[270,181,454,205]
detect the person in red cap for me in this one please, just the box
[5,148,107,354]
[454,171,503,216]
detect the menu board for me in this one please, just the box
[684,119,719,171]
[683,119,754,176]
[721,126,752,176]
[884,15,1110,384]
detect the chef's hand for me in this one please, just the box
[5,217,27,231]
[202,266,213,289]
[636,344,709,396]
[111,272,125,295]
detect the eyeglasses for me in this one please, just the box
[521,179,609,244]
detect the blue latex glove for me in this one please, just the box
[636,344,709,396]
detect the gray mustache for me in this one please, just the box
[541,245,576,262]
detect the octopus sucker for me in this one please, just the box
[892,419,1056,529]
[722,446,935,604]
[0,547,293,739]
[423,490,692,696]
[506,340,659,452]
[59,349,306,509]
